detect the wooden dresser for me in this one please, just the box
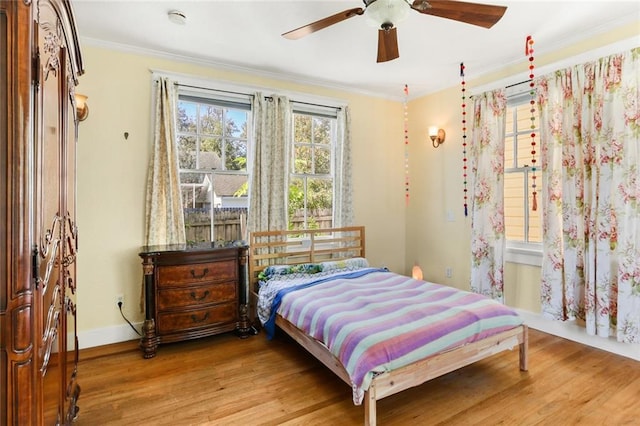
[138,243,251,358]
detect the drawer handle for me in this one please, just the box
[190,290,210,301]
[191,312,210,323]
[190,268,209,279]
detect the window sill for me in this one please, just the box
[505,242,542,267]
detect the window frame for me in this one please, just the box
[288,105,339,231]
[504,91,542,267]
[176,89,252,243]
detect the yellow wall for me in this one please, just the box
[76,47,405,336]
[75,20,638,344]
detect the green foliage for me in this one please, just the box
[234,181,248,197]
[177,101,248,172]
[290,113,333,229]
[288,180,305,211]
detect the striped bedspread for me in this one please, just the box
[273,269,524,405]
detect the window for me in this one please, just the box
[288,111,335,231]
[173,85,344,241]
[504,94,542,264]
[176,94,250,243]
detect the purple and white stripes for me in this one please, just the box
[275,270,523,405]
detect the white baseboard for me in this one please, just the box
[78,322,143,349]
[78,312,640,362]
[515,309,640,362]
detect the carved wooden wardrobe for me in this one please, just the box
[1,0,84,424]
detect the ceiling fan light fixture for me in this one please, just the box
[365,0,410,28]
[281,0,508,63]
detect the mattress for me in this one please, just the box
[258,262,524,405]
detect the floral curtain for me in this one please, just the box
[538,48,640,343]
[144,77,185,246]
[469,89,507,302]
[334,106,353,228]
[247,94,291,233]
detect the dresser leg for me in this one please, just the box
[236,304,258,338]
[140,319,158,358]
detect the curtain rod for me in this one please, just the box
[175,82,253,99]
[291,100,342,111]
[505,79,532,89]
[470,79,533,99]
[173,82,341,111]
[260,96,342,112]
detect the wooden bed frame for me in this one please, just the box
[249,226,528,426]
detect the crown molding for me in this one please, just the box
[408,14,640,100]
[80,36,404,102]
[80,10,638,105]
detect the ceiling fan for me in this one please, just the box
[282,0,507,63]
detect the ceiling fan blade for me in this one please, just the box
[282,7,365,40]
[377,27,400,63]
[411,0,507,29]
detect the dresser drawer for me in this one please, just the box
[156,303,237,334]
[157,260,237,287]
[157,282,236,310]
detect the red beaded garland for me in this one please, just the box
[526,36,538,211]
[404,84,410,205]
[461,62,468,217]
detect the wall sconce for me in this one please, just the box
[429,126,445,148]
[75,94,89,121]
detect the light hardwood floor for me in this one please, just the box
[74,328,639,425]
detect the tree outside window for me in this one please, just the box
[289,113,334,231]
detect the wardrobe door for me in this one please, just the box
[0,5,8,423]
[62,68,80,423]
[1,1,38,424]
[35,1,83,423]
[34,1,65,423]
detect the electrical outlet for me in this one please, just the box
[445,267,452,278]
[116,294,124,307]
[446,210,455,222]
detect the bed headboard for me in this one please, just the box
[248,226,365,289]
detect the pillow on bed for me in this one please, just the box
[259,263,322,281]
[258,257,370,283]
[319,257,369,273]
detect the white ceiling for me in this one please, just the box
[72,0,640,100]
